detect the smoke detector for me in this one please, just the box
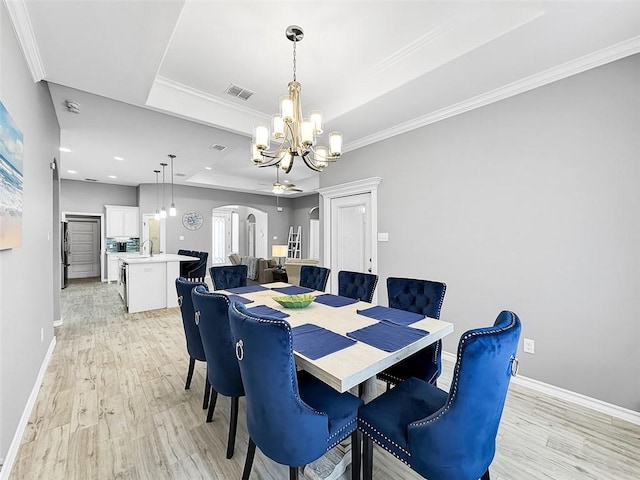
[64,100,80,114]
[209,143,227,151]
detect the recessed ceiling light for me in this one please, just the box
[113,156,124,161]
[59,147,71,152]
[108,175,117,179]
[67,169,77,174]
[205,166,212,170]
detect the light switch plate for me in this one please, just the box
[377,232,389,242]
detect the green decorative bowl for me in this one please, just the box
[272,294,315,309]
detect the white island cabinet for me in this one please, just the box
[122,253,199,313]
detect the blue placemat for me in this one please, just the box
[356,305,425,326]
[292,323,357,360]
[347,321,429,352]
[228,294,254,305]
[313,294,358,308]
[271,286,315,295]
[226,285,268,294]
[246,304,290,319]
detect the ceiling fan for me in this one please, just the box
[271,167,302,195]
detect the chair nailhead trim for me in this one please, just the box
[327,418,357,450]
[359,424,411,465]
[232,305,325,417]
[410,312,517,428]
[358,418,410,456]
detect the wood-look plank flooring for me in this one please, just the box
[8,278,640,479]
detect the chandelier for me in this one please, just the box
[251,25,342,173]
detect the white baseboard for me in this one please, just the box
[53,318,63,327]
[442,351,640,426]
[0,336,57,480]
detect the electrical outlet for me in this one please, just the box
[523,338,535,354]
[40,328,44,343]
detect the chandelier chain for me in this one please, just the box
[292,38,297,82]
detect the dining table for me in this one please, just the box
[217,281,454,479]
[219,282,454,400]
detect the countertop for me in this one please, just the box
[120,253,200,264]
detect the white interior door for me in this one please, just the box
[68,219,100,278]
[212,209,232,264]
[330,193,372,293]
[309,219,320,260]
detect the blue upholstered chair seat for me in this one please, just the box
[210,265,248,291]
[359,311,521,480]
[175,277,211,409]
[299,265,331,292]
[378,277,447,388]
[358,377,448,465]
[229,302,363,479]
[338,270,378,303]
[297,371,362,449]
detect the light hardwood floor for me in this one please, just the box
[8,278,640,479]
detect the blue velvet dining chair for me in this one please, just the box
[338,270,378,303]
[359,310,522,480]
[228,302,364,480]
[209,265,248,290]
[299,265,331,292]
[377,277,447,389]
[191,286,245,458]
[175,277,211,409]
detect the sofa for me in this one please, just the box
[229,254,278,284]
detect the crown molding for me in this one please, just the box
[344,35,640,153]
[153,75,270,121]
[3,0,45,82]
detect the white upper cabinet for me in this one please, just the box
[106,206,139,238]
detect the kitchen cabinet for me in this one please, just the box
[106,206,139,238]
[107,254,120,282]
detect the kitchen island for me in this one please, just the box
[119,253,200,313]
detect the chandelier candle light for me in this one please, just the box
[251,25,342,173]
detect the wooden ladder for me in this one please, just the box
[287,226,302,259]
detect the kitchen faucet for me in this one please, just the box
[141,239,154,257]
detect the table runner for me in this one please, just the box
[226,285,268,294]
[347,321,429,352]
[292,323,357,360]
[356,305,425,326]
[271,285,315,295]
[246,304,290,319]
[313,294,358,307]
[227,294,254,305]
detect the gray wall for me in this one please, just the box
[290,194,320,259]
[138,183,296,266]
[0,4,60,459]
[320,54,640,412]
[61,179,138,213]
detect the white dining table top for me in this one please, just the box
[220,282,454,393]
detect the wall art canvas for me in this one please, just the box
[0,100,24,250]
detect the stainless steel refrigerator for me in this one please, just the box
[61,221,70,289]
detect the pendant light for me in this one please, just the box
[168,154,176,216]
[160,162,167,219]
[153,170,161,220]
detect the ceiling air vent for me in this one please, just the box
[225,83,254,101]
[209,143,227,152]
[175,173,186,177]
[84,178,98,182]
